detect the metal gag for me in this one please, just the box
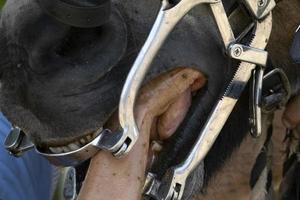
[141,0,274,199]
[113,0,221,158]
[4,127,117,166]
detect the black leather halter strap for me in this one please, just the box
[36,0,111,28]
[290,25,300,64]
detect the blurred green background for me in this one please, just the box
[0,0,5,8]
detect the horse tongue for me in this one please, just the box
[77,67,206,200]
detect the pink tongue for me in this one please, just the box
[77,68,206,200]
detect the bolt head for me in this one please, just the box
[232,46,243,57]
[258,0,267,7]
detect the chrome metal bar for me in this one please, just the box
[242,0,276,20]
[153,11,273,200]
[210,1,235,47]
[115,0,220,157]
[228,44,268,66]
[249,67,264,138]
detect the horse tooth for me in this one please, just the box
[68,143,80,151]
[80,138,87,145]
[56,147,64,153]
[86,135,92,142]
[151,141,163,152]
[92,131,99,138]
[75,141,82,147]
[62,146,70,153]
[94,128,103,137]
[49,147,55,153]
[49,147,63,154]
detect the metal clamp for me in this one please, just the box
[228,44,268,66]
[4,127,125,166]
[34,129,115,166]
[142,1,273,199]
[4,127,34,157]
[114,0,221,158]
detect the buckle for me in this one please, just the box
[249,67,291,138]
[262,68,291,112]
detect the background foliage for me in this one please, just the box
[0,0,5,9]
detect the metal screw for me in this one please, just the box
[258,0,267,8]
[232,46,243,57]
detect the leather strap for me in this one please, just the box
[36,0,111,28]
[290,25,300,64]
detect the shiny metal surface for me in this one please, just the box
[210,1,235,47]
[146,5,273,199]
[250,67,264,138]
[242,0,276,19]
[5,126,127,166]
[63,167,77,200]
[35,129,109,166]
[116,0,220,157]
[228,44,268,66]
[143,172,161,199]
[4,127,34,157]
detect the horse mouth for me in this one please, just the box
[43,67,207,159]
[46,131,101,154]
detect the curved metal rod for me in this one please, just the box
[158,11,273,200]
[116,0,220,157]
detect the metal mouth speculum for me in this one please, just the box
[138,0,275,199]
[3,0,275,175]
[4,0,221,163]
[115,0,276,159]
[114,0,223,158]
[4,127,116,166]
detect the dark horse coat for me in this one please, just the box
[0,0,299,199]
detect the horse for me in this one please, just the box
[0,0,299,199]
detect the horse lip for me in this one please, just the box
[32,67,206,157]
[38,128,102,150]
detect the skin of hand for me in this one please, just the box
[77,68,206,200]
